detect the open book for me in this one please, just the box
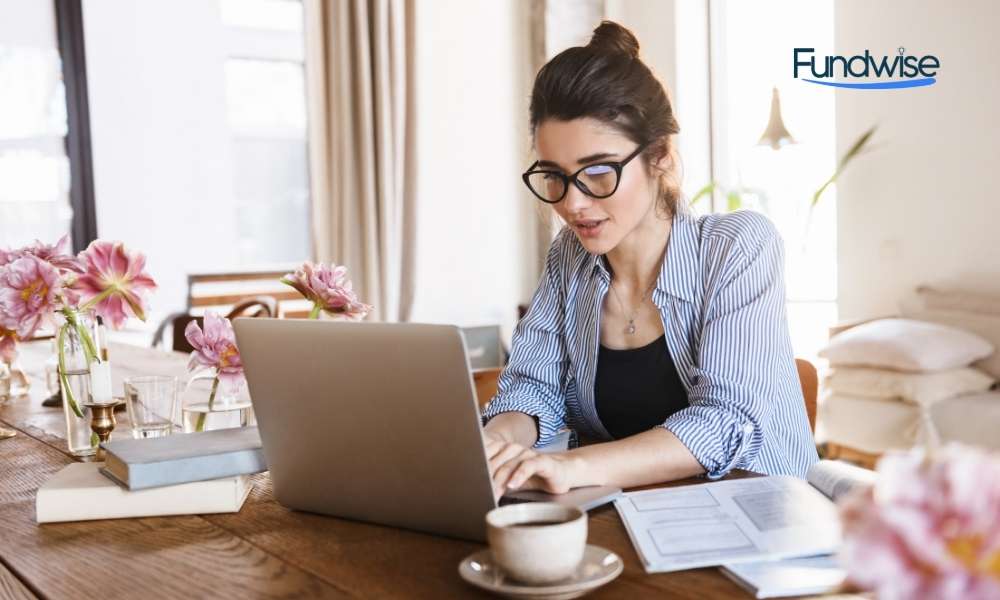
[714,460,874,597]
[614,460,875,573]
[803,458,876,502]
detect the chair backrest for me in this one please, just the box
[475,357,820,435]
[169,296,277,353]
[187,269,311,318]
[795,358,818,434]
[472,367,503,408]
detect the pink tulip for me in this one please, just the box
[0,327,17,364]
[0,255,64,338]
[74,240,157,329]
[22,235,84,273]
[281,262,373,320]
[839,444,1000,599]
[184,311,245,393]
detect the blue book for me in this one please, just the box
[100,427,267,490]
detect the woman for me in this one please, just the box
[482,21,818,499]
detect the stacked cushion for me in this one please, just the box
[819,318,993,372]
[818,317,997,453]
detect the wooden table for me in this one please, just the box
[0,340,863,599]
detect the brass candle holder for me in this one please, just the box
[83,399,124,461]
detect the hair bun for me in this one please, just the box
[587,20,640,59]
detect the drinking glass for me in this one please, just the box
[124,375,178,439]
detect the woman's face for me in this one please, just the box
[533,117,659,255]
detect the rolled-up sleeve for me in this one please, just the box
[662,219,788,479]
[481,235,569,447]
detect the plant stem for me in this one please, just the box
[308,304,322,320]
[62,309,100,365]
[56,323,85,419]
[194,376,220,432]
[79,287,115,313]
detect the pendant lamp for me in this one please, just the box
[757,86,796,150]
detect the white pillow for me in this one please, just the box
[824,366,996,407]
[819,318,994,372]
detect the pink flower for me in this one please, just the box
[74,240,157,329]
[0,255,64,338]
[0,326,17,364]
[839,444,1000,600]
[281,262,373,320]
[184,312,245,393]
[21,235,84,273]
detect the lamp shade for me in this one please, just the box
[757,86,796,150]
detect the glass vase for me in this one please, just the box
[58,313,100,456]
[0,362,10,401]
[0,361,30,398]
[181,371,254,433]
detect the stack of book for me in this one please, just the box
[36,427,267,523]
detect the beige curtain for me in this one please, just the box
[305,0,417,323]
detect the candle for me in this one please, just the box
[89,361,113,404]
[96,320,109,362]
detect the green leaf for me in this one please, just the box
[726,191,742,212]
[812,124,877,207]
[689,182,716,207]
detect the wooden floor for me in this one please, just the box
[0,341,867,599]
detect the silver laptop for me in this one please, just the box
[233,318,619,542]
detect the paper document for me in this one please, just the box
[614,476,841,573]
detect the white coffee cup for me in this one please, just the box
[485,502,588,585]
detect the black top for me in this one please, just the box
[594,334,689,439]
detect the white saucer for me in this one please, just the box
[458,544,623,599]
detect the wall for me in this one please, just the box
[404,0,712,340]
[407,0,535,341]
[835,0,1000,319]
[605,0,713,203]
[83,0,239,314]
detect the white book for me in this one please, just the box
[720,554,847,598]
[614,460,874,573]
[36,462,253,524]
[802,459,876,503]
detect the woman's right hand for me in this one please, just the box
[482,411,540,499]
[484,436,528,500]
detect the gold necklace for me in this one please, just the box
[609,277,658,335]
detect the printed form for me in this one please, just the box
[614,476,842,572]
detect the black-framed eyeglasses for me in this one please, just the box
[521,142,649,204]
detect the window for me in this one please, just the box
[221,0,310,266]
[0,1,72,248]
[707,0,838,360]
[80,0,312,320]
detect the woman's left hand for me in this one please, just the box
[486,439,583,499]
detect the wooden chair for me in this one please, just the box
[186,269,312,318]
[473,367,504,408]
[475,358,821,436]
[795,358,818,434]
[155,296,277,353]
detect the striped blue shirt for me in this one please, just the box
[482,209,818,479]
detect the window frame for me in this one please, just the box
[53,0,97,253]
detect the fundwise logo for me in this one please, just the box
[793,47,939,89]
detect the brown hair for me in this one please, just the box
[529,21,682,215]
